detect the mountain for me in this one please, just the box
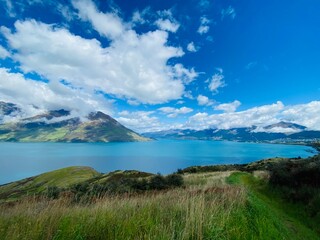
[143,123,320,143]
[0,101,20,118]
[263,121,307,133]
[0,107,149,142]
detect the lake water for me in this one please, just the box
[0,140,315,185]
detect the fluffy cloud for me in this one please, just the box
[72,0,125,39]
[1,0,196,104]
[131,10,148,25]
[155,19,180,32]
[208,72,226,93]
[197,16,210,34]
[0,45,10,59]
[154,9,180,33]
[197,95,213,106]
[187,42,198,52]
[214,100,241,113]
[186,101,285,130]
[172,64,198,84]
[185,112,209,129]
[280,101,320,130]
[185,101,320,131]
[0,67,111,120]
[158,106,193,118]
[116,111,161,133]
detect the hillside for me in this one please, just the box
[0,103,149,142]
[0,154,319,239]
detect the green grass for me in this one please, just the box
[0,167,100,202]
[0,173,247,240]
[226,172,320,239]
[0,167,319,239]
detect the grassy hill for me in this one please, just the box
[0,154,319,239]
[0,167,100,202]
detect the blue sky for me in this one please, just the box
[0,0,319,132]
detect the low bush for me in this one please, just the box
[268,155,320,218]
[45,186,61,199]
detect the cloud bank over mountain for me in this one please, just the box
[0,0,319,133]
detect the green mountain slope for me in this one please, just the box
[0,109,149,142]
[0,166,100,202]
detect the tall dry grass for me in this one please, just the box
[0,173,247,240]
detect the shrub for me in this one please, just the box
[166,174,184,187]
[46,186,60,199]
[149,174,167,190]
[71,182,89,194]
[131,178,149,191]
[176,168,184,174]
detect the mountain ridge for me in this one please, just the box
[0,102,149,142]
[143,122,320,143]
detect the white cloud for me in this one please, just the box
[117,111,161,133]
[172,64,198,84]
[57,3,75,22]
[200,16,210,25]
[157,9,174,19]
[184,101,320,131]
[214,100,241,113]
[197,94,213,106]
[208,72,226,93]
[2,2,196,104]
[154,9,180,33]
[197,16,210,34]
[72,0,125,39]
[184,91,194,100]
[158,106,193,118]
[186,101,285,130]
[117,110,186,133]
[253,126,302,134]
[155,18,180,33]
[0,45,10,59]
[280,101,320,130]
[185,112,209,129]
[198,26,209,35]
[187,42,198,52]
[0,68,111,121]
[131,10,146,25]
[221,6,236,20]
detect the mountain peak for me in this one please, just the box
[264,121,306,131]
[0,108,149,142]
[88,111,118,123]
[48,109,70,118]
[0,102,20,116]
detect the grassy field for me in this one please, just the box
[0,153,320,239]
[0,165,319,239]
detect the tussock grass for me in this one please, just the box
[0,173,247,240]
[0,171,319,239]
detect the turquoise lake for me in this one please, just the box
[0,140,315,185]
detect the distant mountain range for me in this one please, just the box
[0,102,148,142]
[143,122,320,143]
